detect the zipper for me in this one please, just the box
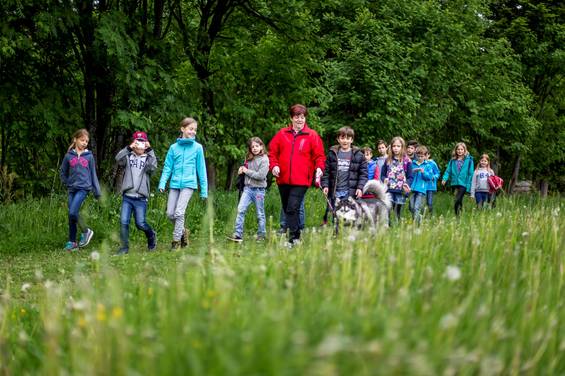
[289,131,297,185]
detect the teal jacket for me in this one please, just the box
[442,155,474,192]
[410,160,434,194]
[158,138,208,198]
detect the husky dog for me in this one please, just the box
[334,180,392,231]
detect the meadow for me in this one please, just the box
[0,189,563,375]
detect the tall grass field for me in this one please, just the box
[0,189,563,374]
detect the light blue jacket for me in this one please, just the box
[158,138,208,198]
[442,155,474,192]
[425,159,440,192]
[410,160,434,194]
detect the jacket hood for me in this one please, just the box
[69,149,92,156]
[329,145,361,154]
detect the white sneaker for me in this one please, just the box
[78,228,94,247]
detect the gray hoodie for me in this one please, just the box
[243,154,269,188]
[116,147,158,198]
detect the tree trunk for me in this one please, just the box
[224,159,236,190]
[206,159,217,193]
[508,154,521,194]
[539,180,549,198]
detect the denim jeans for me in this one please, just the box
[68,189,88,242]
[426,191,435,214]
[410,192,426,225]
[280,195,305,230]
[234,187,266,238]
[475,191,489,208]
[120,195,154,250]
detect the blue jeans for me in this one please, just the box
[68,189,88,242]
[234,187,266,238]
[410,192,426,225]
[426,191,435,214]
[475,191,489,208]
[120,195,154,250]
[280,195,305,230]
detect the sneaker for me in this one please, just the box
[256,235,266,242]
[180,228,189,248]
[277,228,287,235]
[227,234,243,243]
[147,230,157,251]
[78,228,94,248]
[116,247,129,255]
[64,241,78,251]
[171,240,181,251]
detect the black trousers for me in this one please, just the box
[278,185,308,242]
[453,185,466,216]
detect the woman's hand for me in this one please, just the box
[323,187,329,196]
[272,166,280,177]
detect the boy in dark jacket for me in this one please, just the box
[321,126,368,223]
[115,131,158,254]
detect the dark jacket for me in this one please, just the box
[60,149,101,198]
[321,146,368,198]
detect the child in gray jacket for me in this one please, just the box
[115,131,158,254]
[228,137,269,242]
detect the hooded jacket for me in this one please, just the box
[268,124,326,187]
[321,146,368,198]
[60,149,101,198]
[158,138,208,198]
[410,160,434,194]
[442,154,474,192]
[115,146,158,198]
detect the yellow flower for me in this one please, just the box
[20,308,26,316]
[78,316,87,328]
[112,307,123,319]
[96,304,107,322]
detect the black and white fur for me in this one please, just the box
[334,180,392,231]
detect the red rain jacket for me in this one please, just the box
[269,124,326,186]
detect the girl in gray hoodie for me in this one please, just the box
[228,137,269,242]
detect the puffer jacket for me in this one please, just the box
[268,124,326,186]
[158,138,208,198]
[321,146,368,198]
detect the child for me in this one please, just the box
[380,136,412,223]
[321,126,368,221]
[375,140,388,176]
[409,145,433,225]
[115,131,158,254]
[441,142,474,216]
[158,117,208,250]
[406,140,419,161]
[470,154,494,209]
[362,147,379,180]
[228,137,270,242]
[59,129,101,251]
[424,149,441,215]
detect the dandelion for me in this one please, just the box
[445,265,461,281]
[21,283,31,293]
[96,304,107,322]
[20,308,26,316]
[111,306,123,319]
[90,251,100,261]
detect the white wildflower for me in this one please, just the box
[496,212,502,217]
[21,283,31,293]
[521,232,529,237]
[34,269,43,281]
[440,313,458,329]
[90,251,100,261]
[316,334,351,357]
[414,228,422,235]
[348,233,357,242]
[445,266,462,281]
[18,330,29,343]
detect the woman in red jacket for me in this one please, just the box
[269,104,326,246]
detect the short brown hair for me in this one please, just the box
[180,117,197,128]
[337,126,354,139]
[289,104,308,117]
[415,145,428,155]
[362,146,373,154]
[407,140,419,147]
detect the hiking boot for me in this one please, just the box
[180,228,189,248]
[64,241,78,252]
[147,230,157,251]
[116,247,129,255]
[227,234,243,243]
[170,240,181,251]
[78,228,94,248]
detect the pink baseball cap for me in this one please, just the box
[133,131,148,141]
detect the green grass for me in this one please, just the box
[0,190,564,374]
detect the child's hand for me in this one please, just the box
[159,188,165,193]
[402,183,411,193]
[322,187,329,196]
[384,178,389,186]
[272,166,280,177]
[355,189,363,198]
[441,180,446,186]
[238,166,247,174]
